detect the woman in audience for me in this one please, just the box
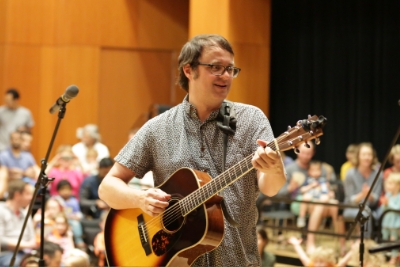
[343,142,383,239]
[384,144,400,179]
[47,145,84,199]
[46,212,75,265]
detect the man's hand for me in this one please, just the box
[139,188,171,217]
[252,140,284,176]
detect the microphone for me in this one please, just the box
[49,85,79,114]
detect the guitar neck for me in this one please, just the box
[180,141,276,216]
[180,154,254,216]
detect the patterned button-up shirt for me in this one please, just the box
[115,95,274,266]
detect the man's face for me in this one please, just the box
[15,184,34,208]
[10,132,22,149]
[186,46,234,108]
[44,250,62,267]
[4,93,17,109]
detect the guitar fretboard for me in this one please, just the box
[180,154,254,216]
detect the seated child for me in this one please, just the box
[297,160,330,228]
[380,172,400,265]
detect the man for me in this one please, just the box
[99,34,286,266]
[72,124,110,170]
[79,157,113,218]
[0,89,34,151]
[42,241,63,267]
[0,180,37,266]
[0,131,39,184]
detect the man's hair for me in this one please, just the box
[177,34,234,92]
[7,179,28,200]
[6,88,20,100]
[43,241,63,258]
[56,179,72,191]
[99,157,114,168]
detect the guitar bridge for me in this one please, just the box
[137,214,152,255]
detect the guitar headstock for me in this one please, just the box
[275,115,327,153]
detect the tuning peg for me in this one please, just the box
[315,137,321,145]
[304,142,310,148]
[294,147,300,154]
[308,114,312,119]
[287,125,291,130]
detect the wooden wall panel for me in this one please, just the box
[189,0,271,116]
[5,0,56,45]
[189,0,230,37]
[228,44,270,115]
[0,0,6,44]
[36,46,101,159]
[98,48,175,157]
[229,0,271,45]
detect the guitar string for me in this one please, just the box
[141,128,312,233]
[142,129,311,232]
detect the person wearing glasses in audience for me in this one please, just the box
[99,34,286,267]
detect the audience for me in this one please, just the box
[0,131,39,185]
[42,241,63,267]
[288,236,354,267]
[277,142,343,254]
[0,88,34,152]
[72,124,110,172]
[0,180,37,266]
[46,212,75,265]
[93,211,108,267]
[54,180,85,249]
[47,145,84,199]
[296,160,330,228]
[380,172,400,265]
[257,228,275,267]
[384,144,400,179]
[340,143,358,180]
[79,158,113,219]
[343,142,383,239]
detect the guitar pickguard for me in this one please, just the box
[152,229,182,256]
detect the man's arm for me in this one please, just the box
[252,140,286,197]
[99,162,170,217]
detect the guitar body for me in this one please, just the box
[104,168,225,267]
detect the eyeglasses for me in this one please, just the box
[198,63,241,78]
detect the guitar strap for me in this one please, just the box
[216,100,239,227]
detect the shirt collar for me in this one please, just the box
[182,94,220,122]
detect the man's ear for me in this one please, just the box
[183,64,192,80]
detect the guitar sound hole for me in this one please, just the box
[162,198,185,233]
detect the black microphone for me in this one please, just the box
[49,85,79,114]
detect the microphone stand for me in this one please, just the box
[345,125,400,267]
[10,103,68,267]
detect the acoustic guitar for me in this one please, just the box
[104,115,327,266]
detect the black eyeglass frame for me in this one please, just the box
[198,63,241,78]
